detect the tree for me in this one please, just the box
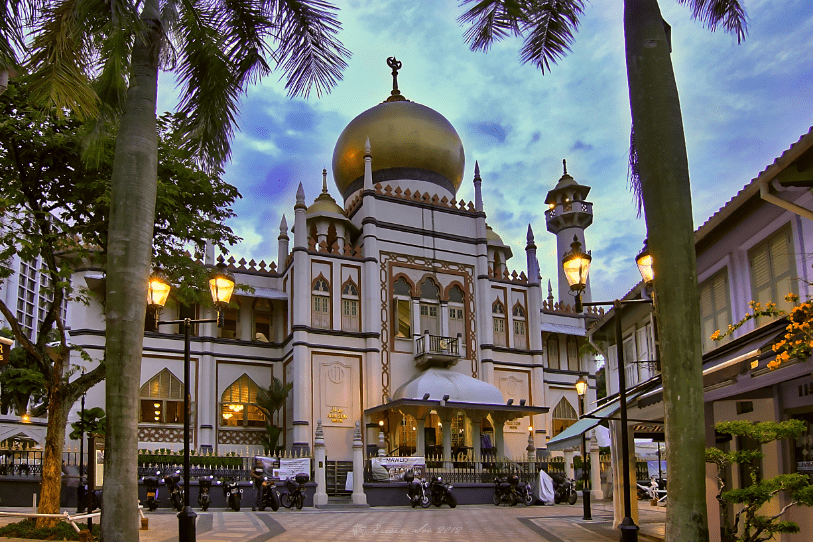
[458,1,748,539]
[0,81,241,527]
[24,2,349,539]
[706,420,813,542]
[255,377,294,454]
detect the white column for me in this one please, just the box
[415,418,426,457]
[313,420,328,506]
[494,418,505,459]
[441,414,453,470]
[609,419,639,528]
[470,418,481,462]
[564,449,575,479]
[589,430,604,500]
[352,421,367,505]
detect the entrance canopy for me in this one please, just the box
[546,376,662,451]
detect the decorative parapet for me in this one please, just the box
[488,266,528,284]
[542,300,604,317]
[224,255,278,276]
[307,236,363,258]
[344,183,479,215]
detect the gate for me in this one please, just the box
[325,460,353,496]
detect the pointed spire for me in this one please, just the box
[475,160,480,178]
[322,168,328,193]
[547,280,554,304]
[295,182,306,210]
[473,161,483,212]
[563,158,567,175]
[526,224,535,244]
[279,215,288,234]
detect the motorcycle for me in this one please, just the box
[79,483,103,513]
[198,475,216,511]
[258,476,280,511]
[551,472,577,505]
[404,470,430,508]
[428,476,456,508]
[279,473,308,510]
[516,478,535,506]
[223,479,243,511]
[143,471,161,511]
[492,475,518,506]
[163,472,184,512]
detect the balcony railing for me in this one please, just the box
[414,333,461,368]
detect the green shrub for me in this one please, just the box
[0,519,100,540]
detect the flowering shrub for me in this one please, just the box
[713,294,812,370]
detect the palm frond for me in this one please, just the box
[0,0,35,68]
[517,0,584,73]
[457,0,526,52]
[26,0,99,119]
[271,0,351,98]
[677,0,748,43]
[627,121,643,218]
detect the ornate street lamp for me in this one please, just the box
[635,239,654,288]
[575,375,591,520]
[147,258,234,542]
[562,236,591,312]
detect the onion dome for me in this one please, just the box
[486,224,513,259]
[331,58,465,200]
[307,169,344,217]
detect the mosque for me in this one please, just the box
[61,59,601,462]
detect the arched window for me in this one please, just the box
[221,374,265,428]
[393,277,412,338]
[567,336,580,371]
[448,286,465,341]
[312,275,331,329]
[419,279,440,335]
[547,334,560,370]
[253,298,272,342]
[492,299,506,347]
[341,279,360,332]
[139,369,184,424]
[512,302,527,349]
[551,397,578,437]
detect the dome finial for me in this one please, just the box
[563,158,567,175]
[322,168,328,194]
[385,57,407,102]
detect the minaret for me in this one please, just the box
[277,215,289,269]
[473,161,483,212]
[544,159,593,306]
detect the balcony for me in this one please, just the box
[415,332,462,368]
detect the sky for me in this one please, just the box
[157,0,813,304]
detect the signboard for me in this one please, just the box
[95,449,104,489]
[0,337,13,366]
[371,456,426,481]
[273,458,311,480]
[798,461,813,474]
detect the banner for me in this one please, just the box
[273,457,311,480]
[371,456,426,481]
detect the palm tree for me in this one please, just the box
[458,1,747,540]
[255,377,294,454]
[24,1,349,539]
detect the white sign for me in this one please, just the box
[371,457,426,481]
[273,458,311,480]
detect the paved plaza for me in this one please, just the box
[1,500,666,542]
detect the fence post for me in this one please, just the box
[313,420,328,506]
[589,431,604,500]
[351,422,367,505]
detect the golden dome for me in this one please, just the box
[331,100,465,200]
[307,169,345,216]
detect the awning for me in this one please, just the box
[546,376,662,451]
[541,322,586,337]
[251,287,288,300]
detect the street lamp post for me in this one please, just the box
[575,375,591,521]
[147,261,235,542]
[563,239,655,542]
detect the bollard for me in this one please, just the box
[78,529,92,542]
[141,517,149,530]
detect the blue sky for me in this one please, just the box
[158,0,813,303]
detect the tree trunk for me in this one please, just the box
[624,1,709,541]
[35,392,69,528]
[101,4,160,541]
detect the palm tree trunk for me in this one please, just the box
[35,392,69,528]
[101,3,161,541]
[624,1,709,540]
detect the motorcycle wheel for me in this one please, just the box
[637,487,648,500]
[411,498,417,508]
[295,493,303,510]
[230,494,241,512]
[554,492,562,505]
[420,493,431,508]
[432,493,443,507]
[269,491,280,512]
[509,492,518,506]
[492,492,501,506]
[446,493,457,508]
[148,499,158,512]
[524,490,534,506]
[567,490,578,505]
[172,494,183,512]
[280,492,293,509]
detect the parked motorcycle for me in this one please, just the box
[143,471,161,511]
[404,470,430,508]
[492,475,518,506]
[428,476,456,508]
[79,483,103,512]
[198,475,216,511]
[516,478,535,506]
[223,479,243,511]
[258,477,280,511]
[551,472,577,505]
[279,473,308,510]
[163,472,184,512]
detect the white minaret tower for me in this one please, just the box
[544,159,593,306]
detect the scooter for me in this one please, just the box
[163,472,184,512]
[428,476,457,508]
[516,478,535,506]
[198,475,216,511]
[223,479,242,511]
[551,472,577,505]
[492,475,518,506]
[258,476,280,511]
[404,470,430,508]
[279,473,308,510]
[143,471,161,511]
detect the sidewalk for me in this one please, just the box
[0,498,666,542]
